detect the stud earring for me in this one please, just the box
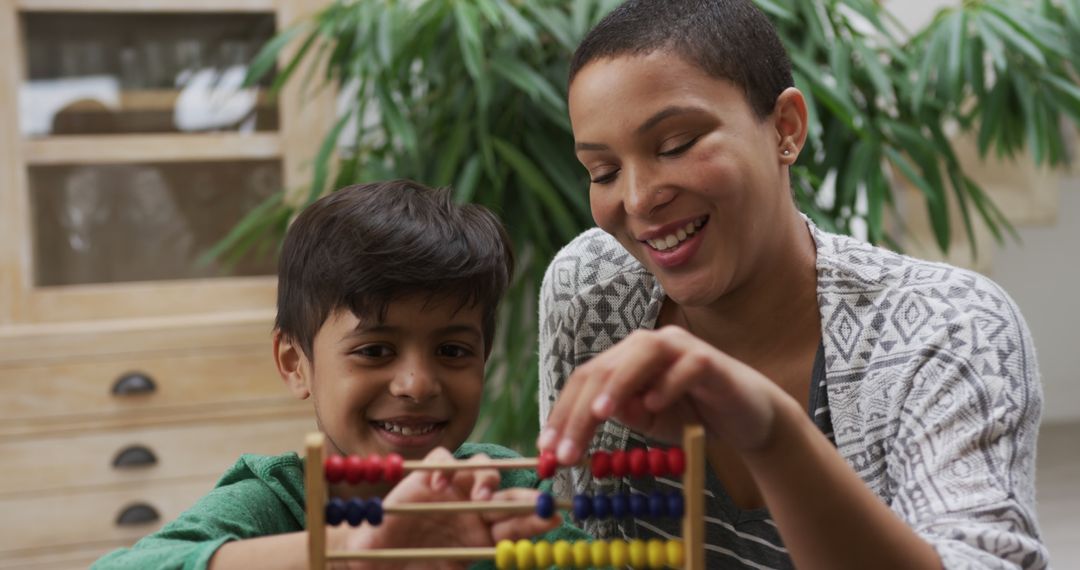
[782,148,791,156]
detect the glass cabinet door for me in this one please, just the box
[21,12,278,137]
[19,10,284,288]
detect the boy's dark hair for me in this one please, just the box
[569,0,793,120]
[275,180,514,360]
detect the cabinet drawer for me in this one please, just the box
[0,346,289,430]
[0,415,314,496]
[0,477,215,557]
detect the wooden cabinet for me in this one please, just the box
[0,1,331,567]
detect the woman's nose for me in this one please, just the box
[388,354,441,402]
[624,167,673,217]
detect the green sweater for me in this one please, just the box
[93,443,588,570]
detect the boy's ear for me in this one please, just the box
[773,86,809,165]
[273,330,311,400]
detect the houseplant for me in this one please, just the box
[216,0,1080,451]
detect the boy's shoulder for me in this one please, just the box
[455,441,522,460]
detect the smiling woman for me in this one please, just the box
[537,1,1047,569]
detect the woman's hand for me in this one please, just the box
[334,448,560,570]
[538,326,787,464]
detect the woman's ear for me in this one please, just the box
[273,329,311,400]
[773,87,809,165]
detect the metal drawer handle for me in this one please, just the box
[111,372,156,396]
[112,445,158,469]
[115,503,160,526]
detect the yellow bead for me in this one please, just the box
[495,540,516,570]
[609,539,629,567]
[590,540,609,567]
[552,540,573,568]
[629,539,648,568]
[647,539,665,568]
[572,541,591,569]
[666,539,685,568]
[534,540,553,568]
[516,539,536,569]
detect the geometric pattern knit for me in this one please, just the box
[539,221,1047,569]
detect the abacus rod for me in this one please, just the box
[400,458,540,471]
[328,547,496,561]
[382,499,573,515]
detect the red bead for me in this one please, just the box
[324,455,345,483]
[648,448,668,477]
[344,455,366,484]
[364,455,384,483]
[610,450,628,477]
[538,450,557,479]
[667,447,686,476]
[628,448,648,477]
[384,453,404,483]
[591,451,612,479]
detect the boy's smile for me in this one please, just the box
[277,295,486,462]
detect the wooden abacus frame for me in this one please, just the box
[304,425,705,569]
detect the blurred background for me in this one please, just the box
[0,0,1076,567]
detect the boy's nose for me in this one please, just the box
[388,356,441,402]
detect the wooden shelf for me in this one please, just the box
[17,0,277,13]
[23,132,282,164]
[57,89,274,114]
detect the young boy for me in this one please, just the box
[93,180,586,569]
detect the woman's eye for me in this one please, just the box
[437,344,474,359]
[590,170,619,185]
[352,345,393,358]
[659,136,699,157]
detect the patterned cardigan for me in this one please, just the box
[539,222,1047,569]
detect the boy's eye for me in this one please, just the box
[352,344,393,358]
[659,136,700,157]
[436,344,474,359]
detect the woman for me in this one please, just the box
[537,0,1047,568]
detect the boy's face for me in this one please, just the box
[276,295,486,460]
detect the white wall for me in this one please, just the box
[884,0,1080,422]
[992,181,1080,422]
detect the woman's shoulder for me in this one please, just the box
[541,228,657,313]
[812,224,1023,325]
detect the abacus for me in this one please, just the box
[304,425,705,569]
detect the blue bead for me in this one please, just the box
[345,498,367,526]
[325,498,346,526]
[536,492,556,519]
[668,492,685,519]
[592,494,611,519]
[629,493,647,517]
[572,494,593,521]
[648,492,666,518]
[610,493,628,518]
[366,497,383,526]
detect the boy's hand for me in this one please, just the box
[332,448,560,569]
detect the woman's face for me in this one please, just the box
[569,51,802,307]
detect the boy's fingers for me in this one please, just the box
[454,454,499,500]
[422,447,455,491]
[489,514,561,543]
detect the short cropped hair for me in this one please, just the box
[275,180,514,360]
[569,0,793,120]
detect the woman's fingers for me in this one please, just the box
[543,328,691,464]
